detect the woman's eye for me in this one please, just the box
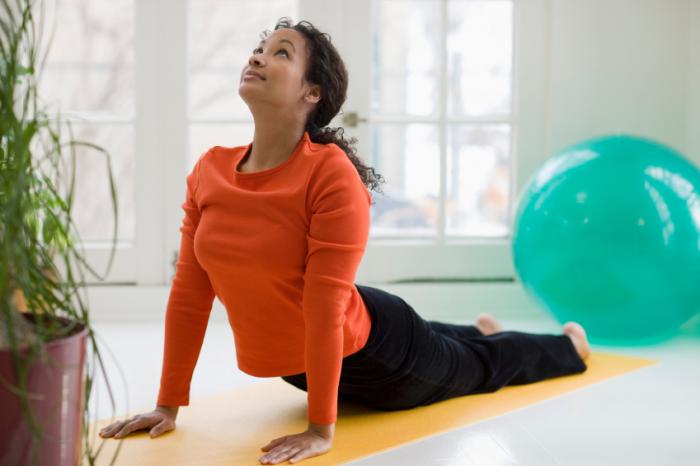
[251,47,288,56]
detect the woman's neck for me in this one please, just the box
[247,119,305,170]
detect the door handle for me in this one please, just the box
[342,111,368,128]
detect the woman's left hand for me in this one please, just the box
[259,429,333,464]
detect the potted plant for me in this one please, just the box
[1,0,123,464]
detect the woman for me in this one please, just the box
[99,17,590,465]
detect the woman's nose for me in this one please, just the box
[249,54,263,66]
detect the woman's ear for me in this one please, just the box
[305,84,321,105]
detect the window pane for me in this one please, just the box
[371,0,441,117]
[50,123,135,242]
[35,0,135,115]
[30,1,135,244]
[447,0,513,117]
[446,124,511,237]
[188,123,254,170]
[187,0,299,119]
[370,124,439,236]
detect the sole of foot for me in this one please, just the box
[475,313,504,336]
[563,321,591,360]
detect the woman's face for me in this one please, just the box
[238,28,319,118]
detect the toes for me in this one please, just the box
[564,322,586,337]
[563,321,579,333]
[476,313,503,333]
[563,322,590,359]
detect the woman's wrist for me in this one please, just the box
[156,405,180,418]
[308,421,335,439]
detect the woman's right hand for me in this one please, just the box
[99,405,179,439]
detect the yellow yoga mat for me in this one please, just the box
[91,351,656,466]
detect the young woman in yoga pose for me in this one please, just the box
[99,17,590,465]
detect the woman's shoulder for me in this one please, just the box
[305,136,345,156]
[208,143,249,156]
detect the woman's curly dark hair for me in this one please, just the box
[262,17,386,201]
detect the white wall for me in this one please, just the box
[545,0,695,162]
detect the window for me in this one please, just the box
[343,0,519,281]
[36,0,137,282]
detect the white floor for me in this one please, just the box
[88,313,700,466]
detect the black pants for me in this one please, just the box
[281,284,587,411]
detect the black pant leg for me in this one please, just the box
[463,330,588,394]
[427,320,484,339]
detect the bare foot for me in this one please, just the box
[475,313,504,336]
[563,322,591,360]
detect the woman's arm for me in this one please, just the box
[157,154,216,407]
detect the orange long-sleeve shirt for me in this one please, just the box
[156,131,373,424]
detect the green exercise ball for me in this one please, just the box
[512,134,700,345]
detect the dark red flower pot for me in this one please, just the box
[0,313,88,466]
